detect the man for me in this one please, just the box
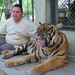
[0,4,37,54]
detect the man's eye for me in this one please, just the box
[12,11,20,13]
[17,11,20,13]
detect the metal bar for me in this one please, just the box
[62,26,75,30]
[19,0,22,6]
[32,0,34,22]
[68,0,70,25]
[50,0,57,25]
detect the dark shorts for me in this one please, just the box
[0,36,15,54]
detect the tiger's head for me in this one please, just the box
[36,22,62,47]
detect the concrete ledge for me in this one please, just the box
[0,55,75,75]
[0,31,75,75]
[62,31,75,56]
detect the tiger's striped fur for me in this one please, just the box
[2,22,68,74]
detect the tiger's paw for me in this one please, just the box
[5,60,19,67]
[2,50,12,59]
[32,64,44,75]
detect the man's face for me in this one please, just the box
[12,7,23,22]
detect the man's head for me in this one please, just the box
[12,4,23,22]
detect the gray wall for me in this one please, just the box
[36,0,50,25]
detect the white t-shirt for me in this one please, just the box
[0,18,37,46]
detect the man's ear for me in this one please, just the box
[22,12,24,16]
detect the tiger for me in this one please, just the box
[2,22,68,75]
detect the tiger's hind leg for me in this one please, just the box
[32,54,67,75]
[2,50,18,59]
[2,44,28,59]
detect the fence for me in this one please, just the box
[58,0,75,26]
[19,0,75,27]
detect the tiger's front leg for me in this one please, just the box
[5,53,37,67]
[32,54,67,75]
[5,47,45,67]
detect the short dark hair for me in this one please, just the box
[13,4,23,12]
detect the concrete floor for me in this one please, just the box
[0,69,8,75]
[0,31,75,75]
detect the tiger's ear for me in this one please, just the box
[39,22,41,24]
[38,22,41,26]
[56,23,62,29]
